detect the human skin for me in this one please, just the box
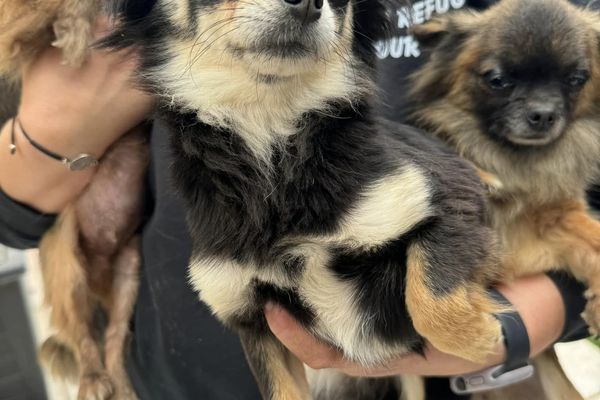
[265,274,565,377]
[0,19,153,214]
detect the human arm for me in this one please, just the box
[264,273,580,377]
[0,20,153,215]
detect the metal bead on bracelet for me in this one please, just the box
[9,117,99,171]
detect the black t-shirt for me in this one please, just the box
[0,1,592,399]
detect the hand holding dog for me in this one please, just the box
[0,17,153,214]
[266,274,565,377]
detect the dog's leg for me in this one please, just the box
[103,236,141,400]
[39,205,114,400]
[239,328,311,400]
[542,203,600,334]
[522,201,600,334]
[405,241,504,363]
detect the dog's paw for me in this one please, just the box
[436,312,502,364]
[583,289,600,336]
[109,368,138,400]
[78,371,114,400]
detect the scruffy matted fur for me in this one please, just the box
[107,0,509,399]
[0,2,145,400]
[410,0,600,398]
[0,0,98,78]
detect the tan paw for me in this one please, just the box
[583,289,600,336]
[78,371,114,400]
[428,312,503,364]
[110,370,138,400]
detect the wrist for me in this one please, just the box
[496,275,564,357]
[0,119,95,213]
[17,110,116,158]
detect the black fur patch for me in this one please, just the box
[165,101,389,264]
[330,235,425,351]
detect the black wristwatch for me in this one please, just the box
[450,289,534,395]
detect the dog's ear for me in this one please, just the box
[409,18,449,49]
[410,12,481,50]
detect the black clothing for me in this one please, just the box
[0,188,55,249]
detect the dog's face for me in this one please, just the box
[109,0,392,158]
[411,0,600,148]
[113,0,392,86]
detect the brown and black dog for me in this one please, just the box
[410,0,600,398]
[0,2,147,399]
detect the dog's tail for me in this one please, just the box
[39,336,78,382]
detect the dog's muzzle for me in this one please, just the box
[282,0,323,24]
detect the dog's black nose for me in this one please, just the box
[283,0,323,24]
[526,107,557,131]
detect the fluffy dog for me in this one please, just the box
[410,0,600,397]
[107,0,510,399]
[410,0,600,338]
[0,2,146,399]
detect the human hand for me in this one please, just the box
[265,274,564,377]
[0,17,153,213]
[18,17,153,157]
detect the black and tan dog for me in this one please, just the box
[107,0,509,399]
[410,0,600,398]
[410,0,600,335]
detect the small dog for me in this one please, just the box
[0,2,146,399]
[107,1,509,399]
[410,0,600,398]
[410,0,600,337]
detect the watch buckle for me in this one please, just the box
[450,363,535,395]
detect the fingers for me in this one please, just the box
[264,303,345,370]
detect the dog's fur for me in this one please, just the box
[0,2,146,399]
[410,0,600,398]
[107,1,511,398]
[0,0,98,79]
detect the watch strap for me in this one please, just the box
[488,288,531,375]
[450,288,534,395]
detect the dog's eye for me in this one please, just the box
[484,71,514,90]
[565,71,589,88]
